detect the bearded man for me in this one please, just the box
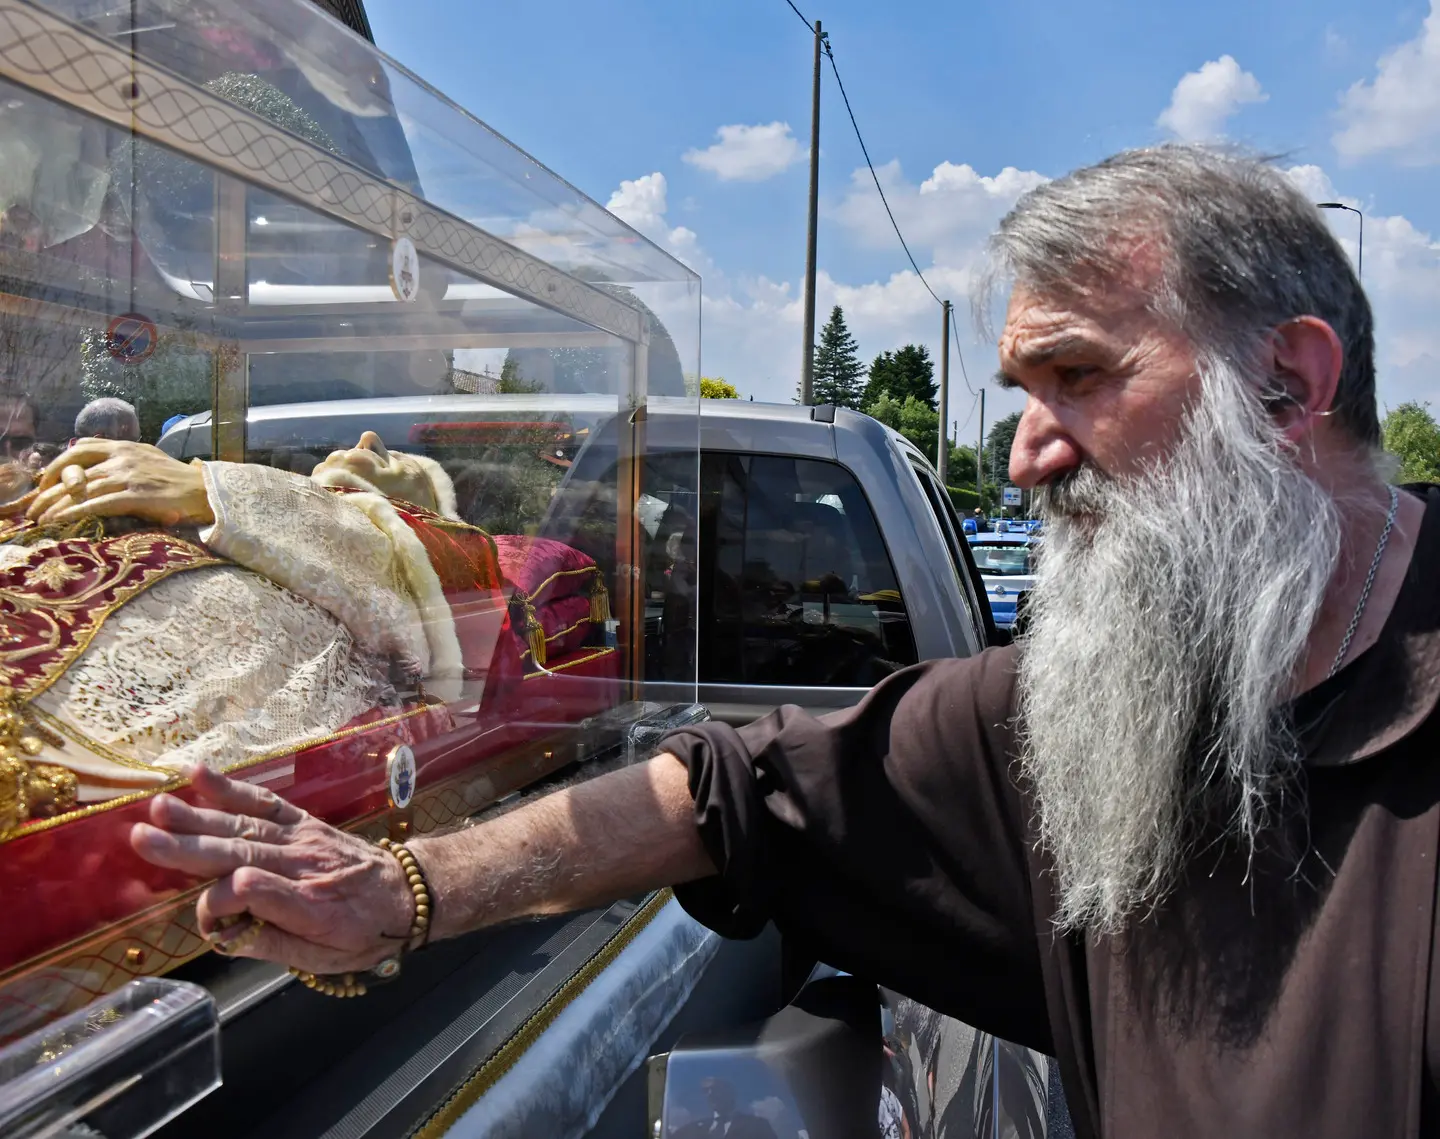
[131,145,1440,1138]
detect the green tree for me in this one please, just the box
[497,354,543,394]
[984,411,1022,488]
[863,344,937,409]
[806,306,865,407]
[79,331,211,443]
[947,443,979,486]
[866,392,939,460]
[1383,401,1440,483]
[700,376,740,399]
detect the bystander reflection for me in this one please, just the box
[73,397,140,443]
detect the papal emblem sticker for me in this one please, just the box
[389,235,420,303]
[386,743,417,809]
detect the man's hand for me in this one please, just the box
[28,440,215,528]
[131,754,714,972]
[130,766,415,974]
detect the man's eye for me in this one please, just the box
[1057,364,1100,384]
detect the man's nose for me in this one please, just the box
[357,430,390,459]
[1009,402,1082,488]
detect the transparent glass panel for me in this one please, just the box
[0,0,700,1046]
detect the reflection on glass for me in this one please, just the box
[0,0,699,1045]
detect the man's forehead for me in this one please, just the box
[999,284,1163,366]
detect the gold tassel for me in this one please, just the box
[521,594,546,666]
[0,699,73,839]
[589,574,611,624]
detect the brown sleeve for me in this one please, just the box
[663,650,1052,1051]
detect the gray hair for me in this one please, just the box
[74,397,140,442]
[982,145,1379,446]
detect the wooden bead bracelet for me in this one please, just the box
[289,837,433,999]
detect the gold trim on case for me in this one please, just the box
[522,646,616,680]
[413,889,673,1139]
[0,703,441,844]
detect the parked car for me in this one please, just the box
[966,531,1037,632]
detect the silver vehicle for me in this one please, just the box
[158,394,1059,1139]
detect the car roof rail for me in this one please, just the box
[810,403,836,424]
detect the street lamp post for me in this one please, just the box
[1316,202,1363,282]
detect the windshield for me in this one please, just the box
[970,544,1033,576]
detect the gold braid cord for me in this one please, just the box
[0,701,75,838]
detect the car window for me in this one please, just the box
[971,544,1034,575]
[693,452,918,687]
[909,461,991,649]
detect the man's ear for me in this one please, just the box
[1266,317,1344,442]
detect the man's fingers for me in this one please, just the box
[197,866,333,942]
[130,822,300,879]
[186,766,308,826]
[32,440,132,492]
[39,491,172,527]
[26,479,78,521]
[149,794,291,845]
[211,920,391,977]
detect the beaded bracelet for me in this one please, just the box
[289,837,433,999]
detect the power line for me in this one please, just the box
[785,2,977,405]
[953,390,980,440]
[951,310,975,397]
[781,0,812,32]
[822,38,941,308]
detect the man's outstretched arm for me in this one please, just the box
[130,755,712,976]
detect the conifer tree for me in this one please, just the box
[805,305,866,408]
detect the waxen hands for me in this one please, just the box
[130,766,417,975]
[28,440,215,528]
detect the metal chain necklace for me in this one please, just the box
[1327,484,1399,679]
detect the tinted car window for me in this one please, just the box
[694,452,918,687]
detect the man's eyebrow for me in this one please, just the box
[993,371,1020,390]
[1005,334,1112,369]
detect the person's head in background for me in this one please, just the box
[23,441,63,478]
[0,392,36,461]
[74,397,140,444]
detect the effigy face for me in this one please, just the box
[0,0,701,1043]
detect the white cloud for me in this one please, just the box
[604,172,703,269]
[686,157,1045,407]
[1156,56,1267,142]
[683,122,805,182]
[831,159,1047,260]
[610,152,1440,425]
[1283,165,1440,410]
[1333,2,1440,164]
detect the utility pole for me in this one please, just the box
[976,387,985,510]
[937,299,950,483]
[799,19,822,405]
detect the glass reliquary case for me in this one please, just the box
[0,0,701,1045]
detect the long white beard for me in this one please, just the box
[1017,358,1340,936]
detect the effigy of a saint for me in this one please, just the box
[0,440,618,1040]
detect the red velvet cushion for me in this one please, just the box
[491,535,599,605]
[530,593,595,663]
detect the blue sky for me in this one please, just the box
[370,0,1440,432]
